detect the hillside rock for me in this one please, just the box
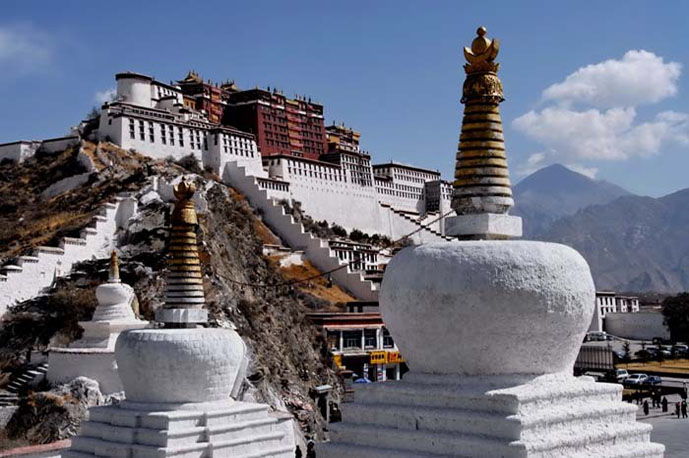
[6,377,106,445]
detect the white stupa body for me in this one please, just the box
[319,241,664,457]
[47,264,148,394]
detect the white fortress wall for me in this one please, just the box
[39,136,80,154]
[99,107,205,162]
[223,161,378,301]
[204,129,265,177]
[605,312,670,341]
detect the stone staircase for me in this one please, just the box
[223,162,378,301]
[0,390,19,407]
[379,203,452,242]
[64,401,294,458]
[0,196,138,316]
[6,362,49,395]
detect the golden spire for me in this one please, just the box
[164,178,205,312]
[453,26,513,215]
[108,250,121,283]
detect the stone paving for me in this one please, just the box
[637,393,689,457]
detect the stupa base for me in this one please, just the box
[318,372,664,458]
[64,400,295,458]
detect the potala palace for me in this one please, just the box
[2,70,453,241]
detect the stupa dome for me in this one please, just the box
[380,240,595,375]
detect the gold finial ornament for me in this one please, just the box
[109,250,121,283]
[164,178,205,312]
[452,26,513,215]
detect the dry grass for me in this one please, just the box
[0,141,166,263]
[620,359,689,375]
[253,220,280,245]
[274,258,354,305]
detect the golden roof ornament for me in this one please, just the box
[445,26,522,239]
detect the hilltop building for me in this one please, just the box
[223,87,327,160]
[93,71,452,238]
[176,70,239,124]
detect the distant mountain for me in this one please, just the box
[540,188,689,293]
[512,164,632,237]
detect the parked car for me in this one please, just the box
[673,344,688,355]
[644,375,662,385]
[625,373,648,385]
[586,331,611,342]
[615,369,630,382]
[635,349,653,359]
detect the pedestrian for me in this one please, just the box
[676,402,681,419]
[643,400,649,416]
[306,440,316,458]
[295,446,302,458]
[682,400,687,418]
[662,396,668,413]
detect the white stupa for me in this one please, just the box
[63,178,295,458]
[318,27,664,457]
[48,251,148,394]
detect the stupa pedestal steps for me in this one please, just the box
[63,401,294,458]
[317,374,664,458]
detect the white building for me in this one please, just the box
[588,291,642,332]
[97,72,264,177]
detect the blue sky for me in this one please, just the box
[1,1,688,197]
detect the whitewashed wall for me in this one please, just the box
[0,141,40,163]
[47,350,123,394]
[604,312,670,341]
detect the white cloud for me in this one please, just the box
[513,50,689,176]
[0,23,53,74]
[94,88,116,104]
[543,50,681,108]
[514,106,689,161]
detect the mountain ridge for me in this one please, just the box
[512,164,632,238]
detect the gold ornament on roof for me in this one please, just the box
[463,26,500,73]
